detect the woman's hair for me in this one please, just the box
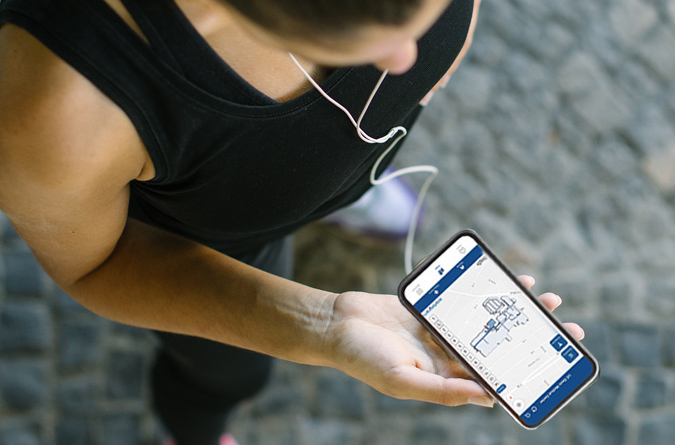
[222,0,425,38]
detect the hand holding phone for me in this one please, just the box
[398,230,599,429]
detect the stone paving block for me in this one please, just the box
[245,418,303,445]
[643,145,675,194]
[665,328,675,365]
[599,278,632,318]
[0,360,49,410]
[634,372,667,408]
[458,121,497,175]
[626,104,675,156]
[541,231,588,272]
[577,321,612,362]
[501,52,547,94]
[638,414,675,444]
[57,376,100,414]
[100,414,141,445]
[557,51,606,95]
[440,173,487,217]
[511,0,553,22]
[568,81,632,134]
[409,417,456,445]
[0,419,42,445]
[585,368,624,411]
[615,60,660,104]
[616,324,661,367]
[253,373,305,417]
[637,26,675,80]
[480,0,529,44]
[609,0,659,46]
[472,210,524,250]
[553,111,595,158]
[106,351,145,400]
[545,274,594,308]
[3,251,43,296]
[468,32,508,68]
[374,392,426,413]
[524,22,575,61]
[589,136,638,180]
[462,413,508,445]
[0,302,51,352]
[515,416,561,445]
[312,371,365,419]
[58,319,104,369]
[573,415,627,445]
[304,420,362,445]
[482,167,527,215]
[447,65,493,113]
[547,0,588,29]
[668,0,675,22]
[646,278,675,318]
[55,418,94,445]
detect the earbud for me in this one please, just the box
[290,53,438,274]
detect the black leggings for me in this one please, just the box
[151,237,294,445]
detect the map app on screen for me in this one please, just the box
[403,235,596,427]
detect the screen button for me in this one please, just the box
[562,346,579,363]
[550,334,568,351]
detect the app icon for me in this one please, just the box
[550,334,568,351]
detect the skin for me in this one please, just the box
[0,0,583,411]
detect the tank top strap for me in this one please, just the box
[119,0,184,73]
[120,0,275,105]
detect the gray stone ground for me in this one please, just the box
[2,0,675,443]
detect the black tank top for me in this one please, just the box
[0,0,474,258]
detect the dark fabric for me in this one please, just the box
[0,0,475,259]
[151,236,293,445]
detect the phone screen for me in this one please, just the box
[399,231,599,428]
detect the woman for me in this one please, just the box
[0,0,582,444]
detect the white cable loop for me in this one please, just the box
[290,53,438,273]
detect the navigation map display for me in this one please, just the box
[400,231,599,428]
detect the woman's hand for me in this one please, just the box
[324,275,584,407]
[420,0,483,106]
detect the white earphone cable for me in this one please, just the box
[289,53,438,274]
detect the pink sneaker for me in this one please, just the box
[322,168,418,240]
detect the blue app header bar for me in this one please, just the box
[520,357,594,426]
[413,245,484,313]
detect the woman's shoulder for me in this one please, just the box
[0,24,152,189]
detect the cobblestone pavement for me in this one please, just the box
[2,0,675,444]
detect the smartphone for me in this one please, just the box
[398,230,599,429]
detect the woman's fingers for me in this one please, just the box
[518,275,535,290]
[563,322,585,340]
[538,292,562,311]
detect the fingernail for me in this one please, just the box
[468,396,495,408]
[554,294,562,308]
